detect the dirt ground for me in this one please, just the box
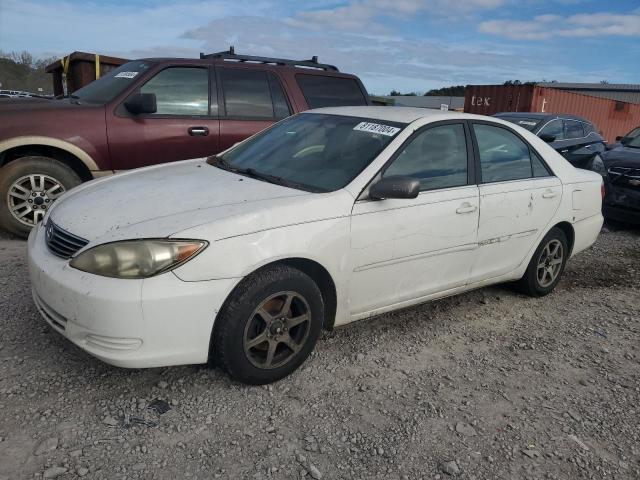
[0,223,638,480]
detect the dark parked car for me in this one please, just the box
[0,50,370,237]
[590,132,640,224]
[494,113,605,168]
[606,126,640,150]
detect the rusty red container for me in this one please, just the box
[465,84,640,143]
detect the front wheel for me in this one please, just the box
[212,265,324,385]
[516,227,568,297]
[0,156,81,237]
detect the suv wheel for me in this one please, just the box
[516,227,569,297]
[212,265,324,385]
[0,156,81,238]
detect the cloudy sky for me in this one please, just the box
[1,0,639,94]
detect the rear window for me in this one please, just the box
[565,120,585,139]
[296,75,367,109]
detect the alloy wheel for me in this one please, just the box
[7,174,65,227]
[243,291,311,370]
[536,239,564,288]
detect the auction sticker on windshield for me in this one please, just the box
[115,72,139,79]
[353,122,401,136]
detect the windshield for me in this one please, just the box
[495,116,542,132]
[626,135,640,148]
[71,60,153,104]
[622,127,640,146]
[213,113,405,192]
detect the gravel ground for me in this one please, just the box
[0,224,638,480]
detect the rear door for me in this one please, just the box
[469,122,561,283]
[108,65,220,169]
[217,67,292,151]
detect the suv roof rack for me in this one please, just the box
[200,47,339,71]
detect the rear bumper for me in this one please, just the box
[571,213,604,257]
[27,223,239,368]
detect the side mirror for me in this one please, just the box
[539,133,556,143]
[369,176,420,200]
[124,93,157,115]
[615,135,623,141]
[619,136,632,145]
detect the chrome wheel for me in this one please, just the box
[243,291,311,370]
[536,239,563,288]
[8,174,65,227]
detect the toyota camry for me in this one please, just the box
[28,107,604,384]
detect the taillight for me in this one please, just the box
[601,181,605,199]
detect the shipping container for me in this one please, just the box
[464,84,640,143]
[45,51,129,97]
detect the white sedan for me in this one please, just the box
[27,107,604,384]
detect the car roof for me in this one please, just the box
[309,106,478,124]
[494,112,591,123]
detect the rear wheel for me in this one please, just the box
[0,156,81,237]
[212,265,324,385]
[516,227,568,297]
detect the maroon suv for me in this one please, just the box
[0,50,370,237]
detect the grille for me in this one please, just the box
[608,166,640,186]
[45,220,89,259]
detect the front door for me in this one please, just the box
[108,65,220,170]
[469,122,562,282]
[349,122,479,316]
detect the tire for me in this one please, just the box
[212,265,324,385]
[0,156,81,238]
[516,227,569,297]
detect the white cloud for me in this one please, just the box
[182,15,589,93]
[289,0,507,32]
[479,11,640,40]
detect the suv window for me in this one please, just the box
[220,69,291,119]
[140,67,209,116]
[474,124,539,183]
[564,120,585,139]
[296,75,367,108]
[384,124,468,191]
[538,119,564,141]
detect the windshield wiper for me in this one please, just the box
[206,155,326,192]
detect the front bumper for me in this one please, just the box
[27,224,239,368]
[603,184,640,224]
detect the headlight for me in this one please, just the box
[590,155,608,177]
[70,239,207,279]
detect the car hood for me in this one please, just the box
[48,159,319,243]
[602,145,640,167]
[0,96,85,112]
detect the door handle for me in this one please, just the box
[542,190,557,199]
[456,203,477,214]
[561,149,569,153]
[188,126,209,136]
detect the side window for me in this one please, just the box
[565,120,584,139]
[140,67,209,116]
[384,124,468,191]
[296,75,367,108]
[220,69,273,118]
[531,151,551,177]
[473,124,533,183]
[268,73,291,119]
[538,119,564,141]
